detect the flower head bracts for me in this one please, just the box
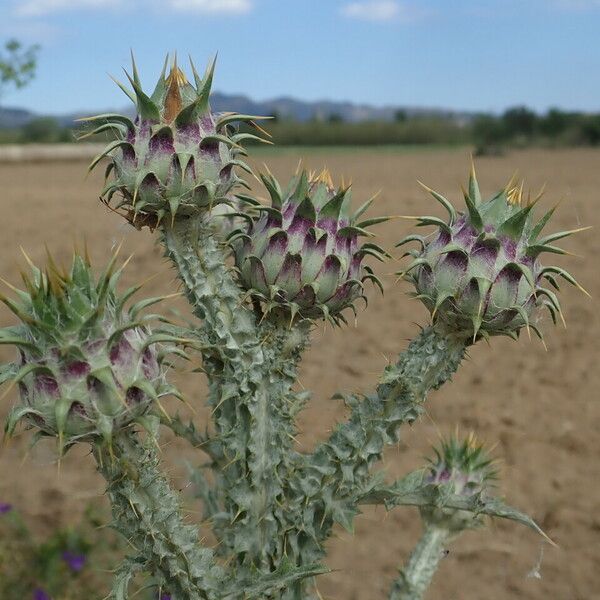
[81,54,268,228]
[232,169,388,325]
[398,164,588,342]
[426,433,497,495]
[421,433,497,532]
[0,249,183,451]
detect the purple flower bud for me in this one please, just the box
[33,589,51,600]
[62,550,86,572]
[235,170,383,321]
[0,502,13,514]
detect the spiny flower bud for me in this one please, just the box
[80,54,267,228]
[421,434,497,532]
[232,169,388,324]
[398,163,588,342]
[0,250,183,451]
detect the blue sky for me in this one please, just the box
[1,0,599,115]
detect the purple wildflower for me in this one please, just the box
[62,550,86,572]
[0,502,12,515]
[33,589,51,600]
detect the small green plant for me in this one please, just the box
[0,56,587,599]
[0,39,39,100]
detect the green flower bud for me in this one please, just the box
[0,250,182,451]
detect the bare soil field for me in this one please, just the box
[0,147,598,599]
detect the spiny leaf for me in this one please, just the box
[536,226,591,247]
[462,186,484,231]
[468,161,482,205]
[530,204,558,240]
[498,203,535,239]
[540,266,590,296]
[418,180,457,224]
[124,70,161,121]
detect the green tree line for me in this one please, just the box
[4,106,600,149]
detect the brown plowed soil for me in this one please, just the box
[0,147,598,599]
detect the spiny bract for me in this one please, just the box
[421,433,497,532]
[232,169,387,323]
[0,251,182,451]
[398,165,588,341]
[82,54,265,228]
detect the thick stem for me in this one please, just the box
[93,431,222,600]
[161,217,263,553]
[161,216,257,351]
[162,217,310,573]
[252,320,310,569]
[389,526,451,600]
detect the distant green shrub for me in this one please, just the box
[20,117,71,143]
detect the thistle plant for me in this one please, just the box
[0,56,587,600]
[0,250,182,452]
[390,435,498,600]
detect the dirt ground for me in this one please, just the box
[0,147,598,599]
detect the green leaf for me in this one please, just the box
[320,189,347,221]
[360,476,552,542]
[77,122,128,141]
[216,112,272,129]
[260,173,283,209]
[88,140,135,173]
[150,54,170,103]
[413,215,452,234]
[356,216,389,229]
[498,204,534,239]
[463,190,484,231]
[76,113,135,130]
[229,560,329,598]
[331,500,359,533]
[124,70,161,121]
[536,226,591,247]
[540,266,589,296]
[527,243,568,257]
[395,234,426,250]
[418,180,457,224]
[468,161,482,205]
[199,134,242,150]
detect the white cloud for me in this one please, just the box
[342,0,398,21]
[341,1,429,23]
[166,0,252,14]
[0,19,61,43]
[15,0,120,17]
[13,0,253,17]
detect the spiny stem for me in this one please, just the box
[248,319,310,570]
[93,430,222,599]
[161,217,311,574]
[389,526,451,600]
[307,324,467,508]
[279,324,467,590]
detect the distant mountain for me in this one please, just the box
[0,91,476,128]
[210,93,473,124]
[0,107,37,128]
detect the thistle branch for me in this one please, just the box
[93,429,223,599]
[290,324,467,548]
[160,412,225,465]
[389,525,450,600]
